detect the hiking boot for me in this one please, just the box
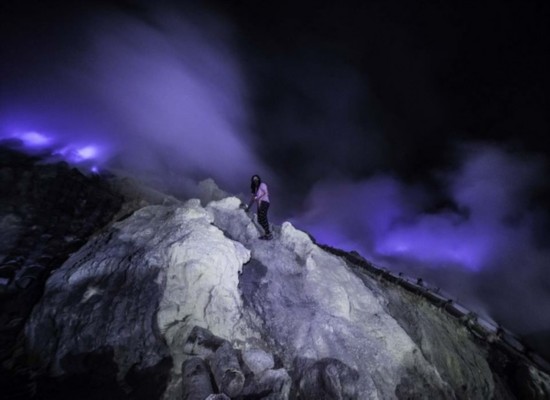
[259,233,273,240]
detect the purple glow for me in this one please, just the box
[76,146,98,160]
[294,144,550,340]
[295,175,419,258]
[1,3,270,196]
[2,130,53,148]
[20,131,51,147]
[374,217,492,270]
[1,127,110,169]
[52,143,105,165]
[295,145,546,273]
[75,4,267,192]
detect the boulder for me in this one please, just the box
[242,348,275,375]
[294,357,359,400]
[208,342,245,397]
[184,326,229,357]
[181,357,215,400]
[242,368,291,400]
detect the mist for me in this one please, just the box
[1,2,269,195]
[294,143,550,346]
[2,0,549,358]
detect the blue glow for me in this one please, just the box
[21,131,51,146]
[77,146,98,160]
[1,129,106,170]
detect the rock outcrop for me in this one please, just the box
[0,144,123,399]
[1,146,549,399]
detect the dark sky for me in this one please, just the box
[2,1,549,187]
[1,0,550,357]
[212,1,550,189]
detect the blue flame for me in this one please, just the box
[19,131,52,147]
[2,129,106,172]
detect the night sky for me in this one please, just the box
[1,1,549,357]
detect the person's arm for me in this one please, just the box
[246,194,255,211]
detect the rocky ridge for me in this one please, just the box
[1,146,549,399]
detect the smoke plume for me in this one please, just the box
[1,2,269,195]
[294,143,550,347]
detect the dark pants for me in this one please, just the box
[258,201,271,235]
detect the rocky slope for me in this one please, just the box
[0,144,123,398]
[1,146,549,399]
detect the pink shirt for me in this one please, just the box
[254,182,270,203]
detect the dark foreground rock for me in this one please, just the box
[292,357,360,400]
[182,357,215,400]
[0,144,123,398]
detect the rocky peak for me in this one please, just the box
[1,150,549,399]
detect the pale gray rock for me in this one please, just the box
[293,357,359,400]
[197,178,230,206]
[24,204,175,394]
[20,189,550,400]
[183,325,229,357]
[242,348,275,375]
[208,197,452,399]
[208,342,245,397]
[181,357,215,400]
[204,394,231,400]
[25,199,256,399]
[242,368,292,400]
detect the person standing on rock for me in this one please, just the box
[245,174,272,240]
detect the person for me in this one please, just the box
[245,174,272,240]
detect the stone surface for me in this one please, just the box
[378,278,495,399]
[183,325,230,356]
[1,150,549,400]
[208,198,451,399]
[181,357,215,400]
[24,199,257,399]
[208,342,245,397]
[205,394,231,400]
[293,357,360,400]
[0,145,123,397]
[242,348,275,375]
[242,368,292,400]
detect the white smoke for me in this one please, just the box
[294,143,550,344]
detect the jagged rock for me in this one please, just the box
[208,197,453,398]
[509,363,550,400]
[205,394,231,400]
[24,199,255,399]
[197,178,230,206]
[379,280,496,399]
[242,368,292,400]
[1,157,545,400]
[0,146,122,385]
[106,174,183,222]
[184,329,290,399]
[293,357,359,400]
[181,357,215,400]
[208,341,245,397]
[184,326,230,356]
[242,348,275,375]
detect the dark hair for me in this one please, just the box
[250,174,261,194]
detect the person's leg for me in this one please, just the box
[258,201,271,237]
